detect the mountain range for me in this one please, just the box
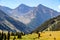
[0,4,60,34]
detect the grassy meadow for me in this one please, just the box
[0,30,60,40]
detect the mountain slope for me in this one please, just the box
[0,9,30,34]
[0,4,60,33]
[25,4,60,31]
[15,4,34,14]
[0,6,12,16]
[31,15,60,33]
[11,4,60,31]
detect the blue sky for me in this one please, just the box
[0,0,60,12]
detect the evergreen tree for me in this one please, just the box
[18,32,22,39]
[8,31,10,40]
[3,33,6,40]
[11,32,15,36]
[13,36,16,40]
[0,32,2,40]
[1,31,3,40]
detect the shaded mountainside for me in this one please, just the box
[0,4,60,33]
[31,15,60,33]
[15,4,34,14]
[11,4,60,32]
[0,10,31,34]
[0,6,12,16]
[25,4,60,31]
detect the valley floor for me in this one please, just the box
[7,31,60,40]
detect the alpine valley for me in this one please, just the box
[0,4,60,34]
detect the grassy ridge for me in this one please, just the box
[32,15,60,33]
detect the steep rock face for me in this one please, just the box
[15,4,33,13]
[0,10,30,34]
[0,6,12,16]
[0,10,14,31]
[27,4,60,31]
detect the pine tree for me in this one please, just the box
[4,33,6,40]
[1,31,3,40]
[18,32,22,39]
[13,36,16,40]
[8,31,10,40]
[0,32,2,40]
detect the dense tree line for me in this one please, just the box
[0,31,25,40]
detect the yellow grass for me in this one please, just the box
[1,31,60,40]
